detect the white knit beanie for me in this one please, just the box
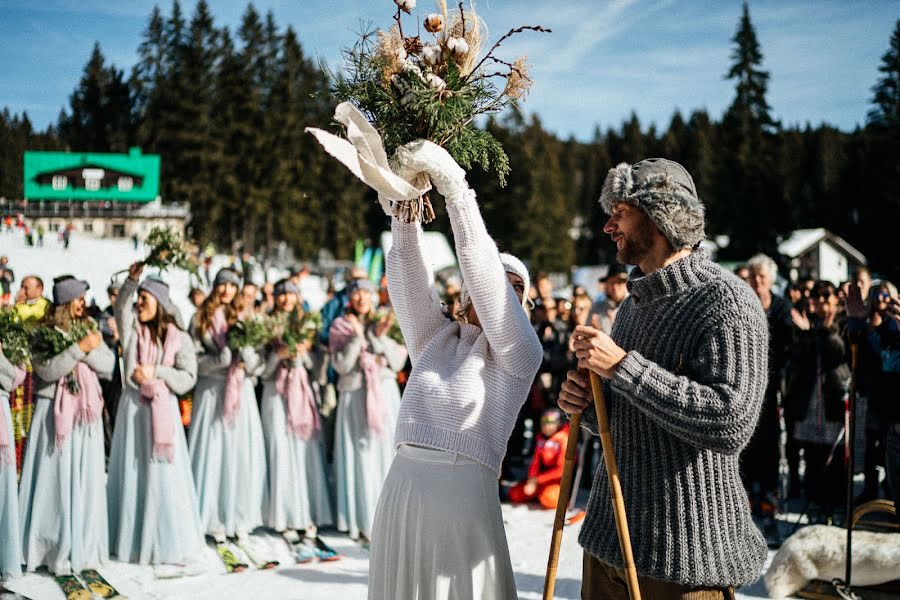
[458,252,530,315]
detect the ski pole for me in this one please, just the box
[542,411,582,600]
[590,371,641,600]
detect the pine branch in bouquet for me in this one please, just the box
[331,1,548,186]
[30,319,97,365]
[143,227,200,277]
[369,310,405,345]
[0,308,32,366]
[267,310,322,357]
[227,317,270,350]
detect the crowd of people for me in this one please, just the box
[515,251,900,541]
[0,257,412,580]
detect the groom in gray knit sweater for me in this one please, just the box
[559,158,768,599]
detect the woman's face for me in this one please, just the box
[136,290,158,323]
[507,273,525,304]
[70,296,86,318]
[216,282,237,304]
[349,289,372,315]
[573,297,591,326]
[813,288,839,320]
[275,291,298,312]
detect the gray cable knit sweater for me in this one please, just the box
[578,248,769,588]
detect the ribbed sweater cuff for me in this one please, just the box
[390,218,419,252]
[611,350,648,398]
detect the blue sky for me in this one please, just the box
[0,0,895,140]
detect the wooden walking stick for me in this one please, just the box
[542,411,582,600]
[590,371,641,600]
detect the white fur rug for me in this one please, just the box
[764,525,900,598]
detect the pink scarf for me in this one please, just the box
[275,356,320,440]
[53,361,103,449]
[137,322,182,462]
[211,307,243,428]
[0,365,26,465]
[329,316,384,434]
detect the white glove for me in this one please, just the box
[239,346,260,371]
[217,346,233,368]
[393,140,469,201]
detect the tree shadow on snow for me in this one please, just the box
[514,571,581,599]
[277,568,369,586]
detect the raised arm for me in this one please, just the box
[114,276,138,350]
[393,140,540,377]
[386,219,449,364]
[447,193,541,377]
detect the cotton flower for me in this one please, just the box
[421,44,442,66]
[424,14,443,33]
[394,0,415,13]
[425,73,446,91]
[446,36,469,56]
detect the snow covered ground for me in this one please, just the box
[0,230,787,599]
[3,503,779,600]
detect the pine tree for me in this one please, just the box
[867,19,900,128]
[58,43,134,152]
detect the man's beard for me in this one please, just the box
[616,224,655,265]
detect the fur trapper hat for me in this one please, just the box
[599,158,705,249]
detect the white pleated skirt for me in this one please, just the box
[188,376,266,537]
[107,388,205,564]
[368,444,517,600]
[18,397,108,575]
[333,376,399,540]
[260,381,333,531]
[1,397,21,579]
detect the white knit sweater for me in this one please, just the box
[386,191,543,475]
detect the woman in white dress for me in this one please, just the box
[259,279,333,555]
[107,262,205,566]
[329,279,407,544]
[368,142,543,599]
[188,267,266,542]
[19,276,115,575]
[0,345,26,580]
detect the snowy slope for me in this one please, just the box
[0,230,781,599]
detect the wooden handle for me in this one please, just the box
[542,412,582,600]
[590,372,641,600]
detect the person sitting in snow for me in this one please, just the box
[508,408,570,509]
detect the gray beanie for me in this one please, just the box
[599,158,705,249]
[52,277,89,305]
[138,276,185,329]
[273,279,300,297]
[213,268,242,288]
[346,279,377,295]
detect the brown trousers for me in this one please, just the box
[582,552,736,600]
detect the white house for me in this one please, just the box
[777,228,866,285]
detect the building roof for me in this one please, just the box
[24,147,160,202]
[777,228,867,264]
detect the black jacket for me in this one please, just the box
[784,319,850,423]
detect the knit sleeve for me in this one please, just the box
[155,331,198,395]
[446,192,542,378]
[386,219,449,365]
[115,277,138,350]
[33,343,85,382]
[330,335,363,376]
[195,334,231,377]
[83,342,115,381]
[610,303,768,455]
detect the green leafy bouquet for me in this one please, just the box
[0,308,32,366]
[227,317,270,350]
[331,0,549,221]
[30,319,98,393]
[369,310,404,346]
[266,310,323,357]
[142,227,200,277]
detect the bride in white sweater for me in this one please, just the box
[368,141,543,600]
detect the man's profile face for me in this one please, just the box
[603,202,657,265]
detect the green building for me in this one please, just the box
[23,147,160,202]
[14,147,187,239]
